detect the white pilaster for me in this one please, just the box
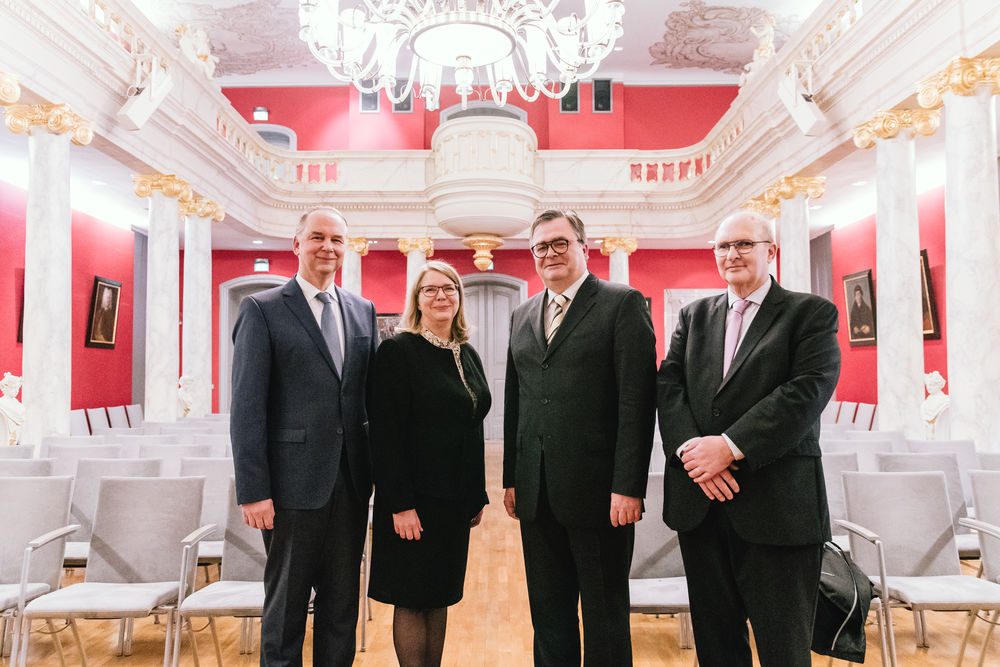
[777,196,811,293]
[342,237,369,296]
[399,238,434,294]
[181,204,216,418]
[601,237,637,286]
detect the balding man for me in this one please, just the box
[657,211,841,666]
[231,207,377,666]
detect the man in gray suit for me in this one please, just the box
[503,210,656,666]
[231,207,377,666]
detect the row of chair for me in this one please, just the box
[821,400,878,430]
[69,404,143,436]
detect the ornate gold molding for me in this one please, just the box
[600,237,638,257]
[918,56,1000,108]
[463,234,504,271]
[133,174,194,201]
[347,237,370,256]
[740,196,780,218]
[0,71,21,105]
[178,197,225,221]
[3,103,92,145]
[764,176,826,203]
[853,109,941,148]
[398,237,434,258]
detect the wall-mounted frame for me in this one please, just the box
[85,276,122,349]
[376,313,402,344]
[920,248,941,339]
[593,79,613,113]
[360,86,380,113]
[392,80,412,112]
[559,81,579,113]
[843,269,876,347]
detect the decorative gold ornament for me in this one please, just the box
[853,109,941,148]
[3,103,93,145]
[398,237,434,258]
[918,56,1000,108]
[763,176,826,204]
[347,237,370,256]
[133,174,194,201]
[178,197,225,221]
[600,237,638,257]
[0,71,21,105]
[740,196,780,218]
[463,234,504,271]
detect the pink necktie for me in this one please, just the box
[723,299,750,377]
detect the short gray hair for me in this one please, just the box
[296,206,348,237]
[716,211,774,243]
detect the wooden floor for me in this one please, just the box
[9,442,1000,666]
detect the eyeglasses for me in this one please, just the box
[530,238,581,258]
[712,240,772,257]
[418,284,458,298]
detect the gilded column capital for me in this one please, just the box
[133,174,194,202]
[398,237,434,258]
[764,176,825,203]
[600,237,638,256]
[463,234,504,271]
[178,197,225,221]
[3,103,92,145]
[918,56,1000,108]
[740,196,780,218]
[347,237,370,256]
[0,71,21,105]
[853,109,941,148]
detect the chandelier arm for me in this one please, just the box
[384,59,419,104]
[510,75,542,102]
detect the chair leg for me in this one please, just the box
[882,602,898,667]
[170,612,185,667]
[209,618,223,667]
[66,619,85,667]
[955,609,978,667]
[47,620,68,667]
[187,622,201,667]
[913,609,929,648]
[976,609,998,667]
[125,616,135,655]
[162,610,174,667]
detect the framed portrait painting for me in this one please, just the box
[85,276,122,349]
[843,270,876,347]
[376,313,401,344]
[920,249,941,339]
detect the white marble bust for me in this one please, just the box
[0,372,26,446]
[921,370,950,439]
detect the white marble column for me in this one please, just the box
[5,104,92,447]
[134,175,192,423]
[767,177,824,293]
[399,237,434,294]
[180,199,222,418]
[342,237,369,296]
[601,237,637,285]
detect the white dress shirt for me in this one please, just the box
[296,274,346,360]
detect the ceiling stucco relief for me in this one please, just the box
[648,1,796,74]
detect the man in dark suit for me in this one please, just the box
[503,209,656,666]
[657,211,840,666]
[231,206,377,666]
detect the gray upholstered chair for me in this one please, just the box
[1,476,75,666]
[105,433,179,458]
[47,443,122,477]
[961,470,1000,664]
[0,446,35,460]
[68,409,89,436]
[124,403,143,428]
[820,399,841,424]
[627,472,692,650]
[106,405,130,429]
[841,471,1000,662]
[843,428,906,452]
[179,457,236,563]
[853,402,877,430]
[905,438,978,506]
[977,452,1000,471]
[0,459,54,476]
[172,479,266,667]
[17,476,209,667]
[85,407,110,434]
[836,401,858,426]
[820,451,858,550]
[138,443,213,476]
[820,437,893,472]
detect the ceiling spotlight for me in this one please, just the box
[252,239,264,245]
[851,180,868,186]
[253,106,269,121]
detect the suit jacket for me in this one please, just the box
[503,272,656,528]
[657,278,840,546]
[230,277,377,510]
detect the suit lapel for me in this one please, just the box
[702,293,728,391]
[527,292,547,353]
[544,273,597,359]
[717,278,785,394]
[282,278,341,379]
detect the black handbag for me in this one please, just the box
[811,540,875,663]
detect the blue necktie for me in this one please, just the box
[316,291,344,375]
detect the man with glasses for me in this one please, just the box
[503,209,656,665]
[657,211,840,666]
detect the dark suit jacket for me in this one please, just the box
[657,278,840,546]
[503,272,657,528]
[230,277,377,510]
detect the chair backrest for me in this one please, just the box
[977,452,1000,471]
[71,458,162,542]
[221,478,266,581]
[842,471,960,577]
[0,476,74,591]
[843,429,906,451]
[821,399,841,424]
[821,451,858,535]
[180,457,236,532]
[836,401,858,425]
[69,409,90,435]
[125,403,143,427]
[48,443,123,476]
[877,452,967,533]
[86,476,205,584]
[0,445,36,459]
[906,439,977,506]
[853,403,876,430]
[106,405,130,429]
[0,458,54,476]
[820,438,893,472]
[819,422,850,439]
[630,473,685,579]
[138,443,213,475]
[103,433,179,458]
[970,471,1000,583]
[85,407,110,433]
[40,434,107,452]
[173,433,230,457]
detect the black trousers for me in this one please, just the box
[260,469,368,667]
[519,476,634,667]
[677,503,822,667]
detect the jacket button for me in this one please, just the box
[541,398,550,405]
[541,363,549,369]
[336,427,344,434]
[711,408,720,417]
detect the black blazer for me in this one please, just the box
[230,278,377,510]
[657,278,840,545]
[503,273,657,528]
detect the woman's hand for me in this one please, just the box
[393,508,423,540]
[470,509,484,528]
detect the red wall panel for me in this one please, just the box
[547,83,625,149]
[623,86,738,149]
[223,86,352,150]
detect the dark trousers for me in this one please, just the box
[519,478,634,667]
[260,469,368,667]
[677,503,822,667]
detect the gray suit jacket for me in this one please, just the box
[230,277,377,510]
[503,273,657,528]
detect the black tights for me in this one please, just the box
[392,606,448,667]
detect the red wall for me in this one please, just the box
[623,86,738,149]
[0,181,134,409]
[831,186,947,403]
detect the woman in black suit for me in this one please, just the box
[368,260,491,667]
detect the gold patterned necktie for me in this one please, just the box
[547,293,569,345]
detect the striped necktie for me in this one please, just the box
[316,291,344,374]
[547,293,569,345]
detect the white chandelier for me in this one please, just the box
[297,1,624,111]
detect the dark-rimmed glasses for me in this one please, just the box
[712,240,772,257]
[530,238,581,258]
[418,284,458,298]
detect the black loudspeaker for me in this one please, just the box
[593,79,612,112]
[560,82,579,113]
